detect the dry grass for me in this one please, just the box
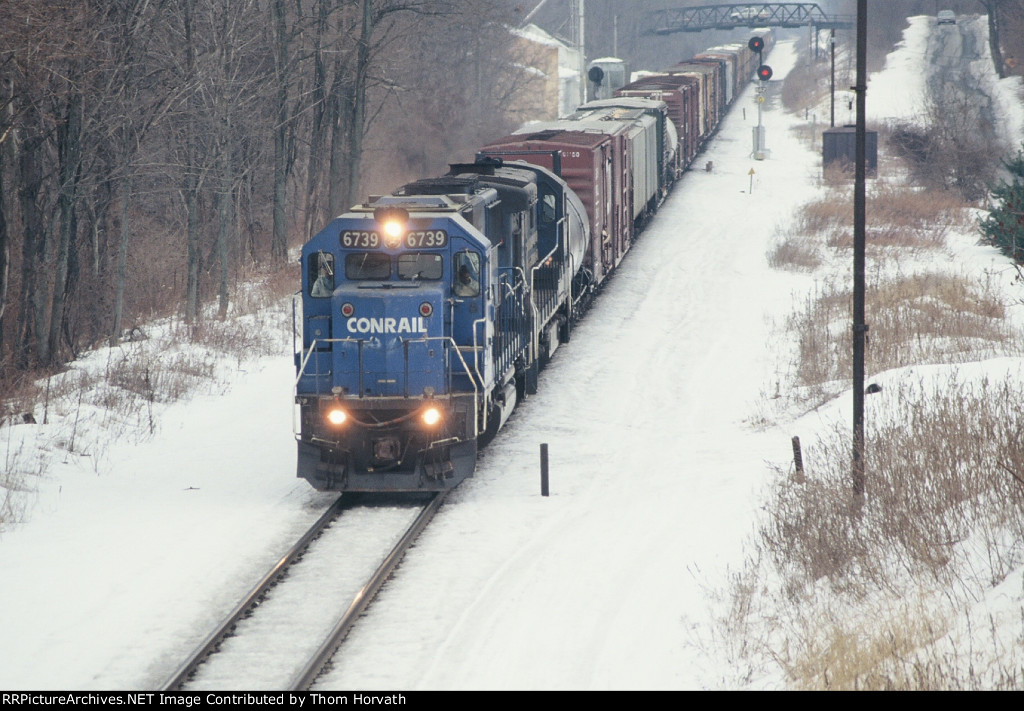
[757,596,1024,690]
[764,375,1024,587]
[730,374,1024,689]
[784,271,1020,408]
[766,234,822,271]
[739,163,1024,687]
[795,181,972,250]
[0,264,296,529]
[0,370,43,428]
[1,437,38,533]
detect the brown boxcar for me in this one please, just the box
[667,61,723,141]
[617,74,700,168]
[480,129,624,288]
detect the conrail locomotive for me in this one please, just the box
[293,30,774,492]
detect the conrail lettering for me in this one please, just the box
[346,317,428,334]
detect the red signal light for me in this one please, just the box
[748,36,764,53]
[757,64,773,81]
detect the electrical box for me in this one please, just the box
[823,126,877,176]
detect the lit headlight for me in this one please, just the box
[382,221,404,248]
[326,408,347,426]
[373,206,409,248]
[421,406,442,426]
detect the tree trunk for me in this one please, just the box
[48,90,83,365]
[16,130,47,369]
[0,137,9,353]
[181,0,202,325]
[984,2,1006,79]
[303,0,330,241]
[111,172,132,345]
[216,133,232,320]
[327,70,352,219]
[271,0,289,262]
[185,172,201,324]
[345,0,373,209]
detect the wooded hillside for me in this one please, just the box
[0,0,543,377]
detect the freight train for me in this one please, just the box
[293,29,774,492]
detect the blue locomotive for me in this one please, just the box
[294,159,587,491]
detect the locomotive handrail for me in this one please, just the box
[295,336,478,401]
[530,234,566,359]
[493,269,530,382]
[291,292,301,358]
[295,338,481,447]
[294,337,367,397]
[294,336,481,444]
[472,316,488,434]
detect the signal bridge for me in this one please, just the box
[643,3,854,35]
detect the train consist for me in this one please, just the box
[293,29,774,492]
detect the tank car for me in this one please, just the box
[294,159,586,492]
[587,57,629,101]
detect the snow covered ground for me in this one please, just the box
[1,16,1023,690]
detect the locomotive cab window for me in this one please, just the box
[453,251,481,297]
[346,252,391,280]
[398,253,443,281]
[540,190,557,224]
[309,252,335,298]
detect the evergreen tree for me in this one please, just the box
[979,145,1024,263]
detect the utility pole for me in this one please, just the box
[830,29,836,127]
[577,0,586,106]
[852,0,867,501]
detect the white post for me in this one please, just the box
[578,0,586,106]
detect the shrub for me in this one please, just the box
[979,144,1024,263]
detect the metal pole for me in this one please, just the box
[540,443,549,496]
[520,0,550,26]
[792,435,805,483]
[830,29,835,127]
[852,0,867,500]
[578,0,586,106]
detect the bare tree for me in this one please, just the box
[0,0,547,375]
[270,0,293,263]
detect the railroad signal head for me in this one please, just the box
[748,36,764,53]
[757,64,773,81]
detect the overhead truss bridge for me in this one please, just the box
[642,3,854,35]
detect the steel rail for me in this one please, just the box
[289,491,448,690]
[161,496,347,691]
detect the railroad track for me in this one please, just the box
[162,492,446,690]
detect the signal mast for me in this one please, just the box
[750,36,772,160]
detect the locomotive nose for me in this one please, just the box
[335,288,444,397]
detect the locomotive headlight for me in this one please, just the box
[326,408,348,426]
[421,406,442,427]
[382,220,404,248]
[374,206,409,248]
